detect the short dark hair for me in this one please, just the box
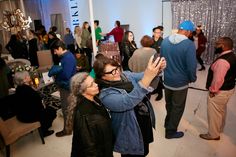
[50,39,66,51]
[157,26,164,31]
[116,20,121,27]
[93,56,120,79]
[48,31,57,38]
[51,26,57,32]
[94,20,99,26]
[221,37,233,49]
[152,26,163,32]
[140,35,154,47]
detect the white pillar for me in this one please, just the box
[88,0,98,58]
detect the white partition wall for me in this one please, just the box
[77,0,172,46]
[43,0,172,47]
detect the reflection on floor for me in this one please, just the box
[1,65,236,157]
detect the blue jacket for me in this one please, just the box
[99,71,155,155]
[49,51,76,90]
[160,34,197,89]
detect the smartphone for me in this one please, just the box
[153,53,161,64]
[150,53,161,88]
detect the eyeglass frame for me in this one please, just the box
[104,66,120,75]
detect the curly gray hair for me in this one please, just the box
[65,72,89,134]
[14,71,30,86]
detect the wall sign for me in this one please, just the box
[68,0,79,27]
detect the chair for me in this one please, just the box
[0,116,45,157]
[37,50,53,72]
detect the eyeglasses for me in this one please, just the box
[104,67,120,75]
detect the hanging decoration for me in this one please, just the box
[171,0,236,64]
[1,9,32,32]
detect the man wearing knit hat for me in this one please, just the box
[160,20,197,139]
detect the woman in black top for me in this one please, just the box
[14,71,56,137]
[69,72,113,157]
[120,31,137,71]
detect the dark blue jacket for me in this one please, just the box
[49,51,76,90]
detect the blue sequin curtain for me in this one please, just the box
[171,0,236,64]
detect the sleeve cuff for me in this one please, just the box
[138,81,154,92]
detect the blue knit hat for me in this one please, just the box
[178,20,195,32]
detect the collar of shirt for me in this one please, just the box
[219,50,232,57]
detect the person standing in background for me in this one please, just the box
[27,30,39,66]
[49,40,77,137]
[161,20,197,139]
[151,26,164,101]
[63,28,75,54]
[128,35,156,72]
[103,20,124,51]
[152,26,163,54]
[81,21,92,69]
[199,37,236,140]
[94,20,102,46]
[194,25,207,71]
[48,31,60,65]
[120,31,137,71]
[74,25,82,51]
[5,34,27,59]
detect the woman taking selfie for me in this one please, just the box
[94,55,166,157]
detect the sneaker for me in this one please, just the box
[199,134,220,140]
[165,131,184,139]
[43,130,54,137]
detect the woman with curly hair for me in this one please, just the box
[68,72,113,157]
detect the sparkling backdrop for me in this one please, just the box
[171,0,236,64]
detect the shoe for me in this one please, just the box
[43,130,54,137]
[198,66,206,71]
[165,131,184,139]
[199,134,220,140]
[55,130,71,137]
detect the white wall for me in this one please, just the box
[40,0,71,33]
[77,0,172,46]
[41,0,172,46]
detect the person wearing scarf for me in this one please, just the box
[94,55,166,157]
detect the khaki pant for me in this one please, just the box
[207,88,235,138]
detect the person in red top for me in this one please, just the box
[106,20,124,43]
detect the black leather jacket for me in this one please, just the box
[121,41,137,70]
[71,97,113,157]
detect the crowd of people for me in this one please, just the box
[0,19,235,157]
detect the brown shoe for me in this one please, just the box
[55,130,71,137]
[199,134,220,140]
